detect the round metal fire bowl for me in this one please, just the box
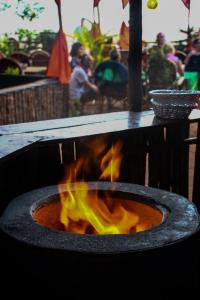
[0,182,199,254]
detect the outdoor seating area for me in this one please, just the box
[0,2,199,120]
[0,49,49,75]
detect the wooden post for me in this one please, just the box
[128,0,142,112]
[56,1,63,30]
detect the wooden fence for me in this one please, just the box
[0,76,68,125]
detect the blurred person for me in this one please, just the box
[184,38,200,90]
[70,42,85,70]
[102,37,114,58]
[147,48,177,90]
[142,48,150,71]
[185,38,200,73]
[95,48,128,84]
[110,48,122,62]
[149,32,167,56]
[163,44,184,77]
[155,32,166,48]
[69,54,98,115]
[94,48,128,101]
[74,18,85,35]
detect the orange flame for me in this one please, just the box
[99,141,123,182]
[56,138,162,235]
[59,183,141,235]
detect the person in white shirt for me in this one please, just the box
[69,54,99,116]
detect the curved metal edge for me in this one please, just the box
[149,90,200,96]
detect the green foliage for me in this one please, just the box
[0,0,44,21]
[0,33,18,56]
[37,30,57,53]
[16,28,37,42]
[16,0,44,21]
[180,26,195,40]
[0,29,39,55]
[176,26,200,52]
[71,24,118,68]
[0,1,11,11]
[15,28,39,51]
[0,28,57,55]
[4,67,20,75]
[17,28,41,52]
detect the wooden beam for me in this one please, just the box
[128,0,143,112]
[57,1,63,30]
[1,110,200,163]
[0,135,40,163]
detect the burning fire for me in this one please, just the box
[33,137,162,234]
[59,184,140,234]
[56,137,162,235]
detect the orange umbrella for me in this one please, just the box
[93,0,101,7]
[182,0,190,9]
[119,21,129,50]
[46,0,71,84]
[122,0,129,8]
[93,0,129,8]
[93,0,129,49]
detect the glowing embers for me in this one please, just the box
[33,191,163,235]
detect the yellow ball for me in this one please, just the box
[147,0,158,9]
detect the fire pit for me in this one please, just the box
[0,136,199,290]
[0,182,199,254]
